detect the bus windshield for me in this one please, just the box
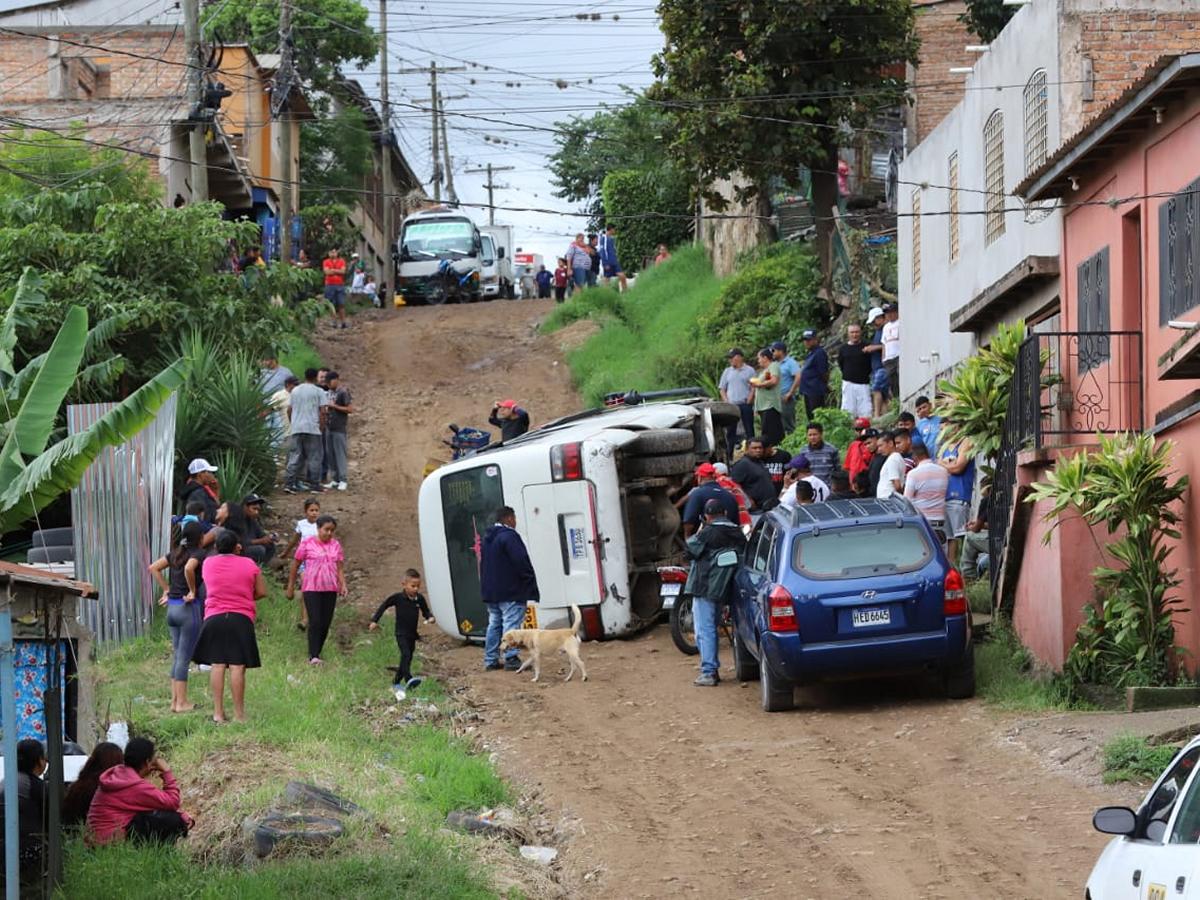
[401,218,476,260]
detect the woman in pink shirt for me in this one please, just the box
[286,515,346,665]
[192,529,267,723]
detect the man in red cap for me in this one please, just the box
[844,417,875,482]
[489,399,531,442]
[680,463,740,537]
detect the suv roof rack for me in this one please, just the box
[790,496,916,527]
[602,387,706,408]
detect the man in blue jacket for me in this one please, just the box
[480,506,540,671]
[598,224,628,292]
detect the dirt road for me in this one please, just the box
[314,302,1131,899]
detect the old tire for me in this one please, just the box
[760,659,795,712]
[943,642,976,699]
[253,813,344,858]
[624,452,695,478]
[625,428,694,455]
[669,595,699,656]
[733,625,760,682]
[702,401,742,428]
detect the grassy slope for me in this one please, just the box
[542,247,723,407]
[64,585,512,899]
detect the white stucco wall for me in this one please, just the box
[897,0,1064,401]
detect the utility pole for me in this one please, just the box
[379,0,394,281]
[275,0,294,265]
[439,92,466,205]
[182,0,207,201]
[464,163,514,225]
[397,61,466,202]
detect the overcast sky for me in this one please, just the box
[354,0,664,263]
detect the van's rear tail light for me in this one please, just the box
[658,567,688,584]
[550,442,583,481]
[580,605,604,640]
[943,568,967,616]
[767,585,798,633]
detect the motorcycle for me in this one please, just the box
[658,564,734,657]
[444,424,491,460]
[428,258,478,305]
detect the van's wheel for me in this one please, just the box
[669,595,699,655]
[760,660,794,712]
[733,625,760,682]
[625,428,695,455]
[624,452,695,478]
[702,401,742,428]
[942,642,976,699]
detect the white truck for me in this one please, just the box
[479,224,515,300]
[396,207,483,304]
[417,392,741,641]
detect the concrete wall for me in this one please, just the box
[898,0,1063,402]
[700,174,772,278]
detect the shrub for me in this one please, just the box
[1103,733,1180,784]
[600,168,691,274]
[781,406,855,458]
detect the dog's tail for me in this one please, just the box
[571,604,582,636]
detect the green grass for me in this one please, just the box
[278,333,324,375]
[64,584,511,898]
[543,247,724,406]
[966,578,992,616]
[1102,732,1180,784]
[976,617,1078,712]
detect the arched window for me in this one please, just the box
[983,110,1005,245]
[1024,69,1048,176]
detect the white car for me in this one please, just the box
[1088,736,1200,899]
[417,392,739,642]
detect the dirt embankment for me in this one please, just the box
[310,302,1158,900]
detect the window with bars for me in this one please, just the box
[1077,246,1111,373]
[1159,175,1200,324]
[983,110,1005,245]
[948,152,960,264]
[912,188,921,291]
[1023,70,1048,177]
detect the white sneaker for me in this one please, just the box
[323,481,338,489]
[337,481,347,491]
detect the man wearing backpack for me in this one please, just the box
[685,499,748,687]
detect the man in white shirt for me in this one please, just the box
[881,304,900,399]
[876,431,907,499]
[779,455,829,507]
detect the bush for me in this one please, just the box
[782,406,855,458]
[1103,733,1180,784]
[601,168,691,274]
[976,616,1076,711]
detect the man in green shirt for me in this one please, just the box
[750,348,783,447]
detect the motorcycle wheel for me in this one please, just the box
[669,594,699,656]
[427,286,449,306]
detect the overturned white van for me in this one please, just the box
[417,395,738,641]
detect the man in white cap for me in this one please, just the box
[178,459,219,520]
[863,306,889,418]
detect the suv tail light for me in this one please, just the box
[767,585,798,633]
[943,568,967,616]
[550,442,583,481]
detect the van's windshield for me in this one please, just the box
[792,525,932,579]
[401,218,476,261]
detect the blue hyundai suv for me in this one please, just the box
[730,496,974,712]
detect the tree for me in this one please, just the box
[651,0,919,290]
[0,271,189,535]
[958,0,1016,43]
[299,104,374,207]
[601,168,691,274]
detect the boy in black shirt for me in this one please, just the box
[369,568,435,696]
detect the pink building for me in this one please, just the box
[1002,53,1200,669]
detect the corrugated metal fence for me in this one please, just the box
[68,396,176,644]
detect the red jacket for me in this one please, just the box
[86,764,188,845]
[845,439,874,481]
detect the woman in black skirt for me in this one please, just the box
[193,530,267,723]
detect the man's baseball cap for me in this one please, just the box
[801,329,817,340]
[284,375,300,386]
[712,462,729,476]
[497,399,517,409]
[243,494,266,507]
[864,428,881,438]
[868,306,885,321]
[727,347,745,358]
[702,498,727,516]
[882,302,895,312]
[770,340,787,352]
[786,454,812,471]
[695,462,717,478]
[187,458,218,475]
[854,417,872,429]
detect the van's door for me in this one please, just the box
[521,482,603,619]
[439,463,505,637]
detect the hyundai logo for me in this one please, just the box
[861,590,877,600]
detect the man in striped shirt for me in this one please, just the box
[903,442,949,527]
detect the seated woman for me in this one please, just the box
[0,739,48,876]
[61,741,124,831]
[86,738,193,845]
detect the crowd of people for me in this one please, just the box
[557,224,627,299]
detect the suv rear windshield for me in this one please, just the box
[791,525,932,579]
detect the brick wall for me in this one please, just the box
[1060,6,1200,136]
[909,0,978,144]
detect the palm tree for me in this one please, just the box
[0,269,190,535]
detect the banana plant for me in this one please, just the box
[0,268,190,536]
